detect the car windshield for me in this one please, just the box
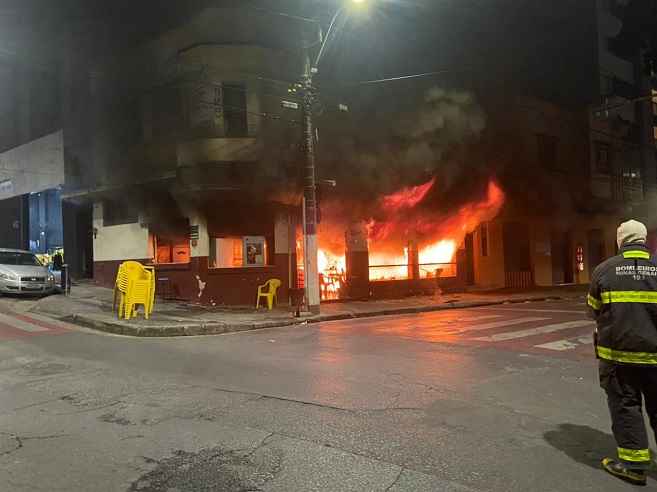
[0,252,42,266]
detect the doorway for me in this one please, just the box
[63,201,94,279]
[551,230,574,284]
[503,222,533,288]
[587,229,606,274]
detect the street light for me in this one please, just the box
[301,1,365,314]
[314,0,367,71]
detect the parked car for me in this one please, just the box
[0,248,57,295]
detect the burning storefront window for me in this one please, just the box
[152,234,191,264]
[312,177,505,301]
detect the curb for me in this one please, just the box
[58,313,305,337]
[43,292,586,337]
[307,294,583,323]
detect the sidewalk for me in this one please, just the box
[24,282,588,337]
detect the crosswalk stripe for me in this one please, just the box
[472,320,594,342]
[18,312,72,330]
[451,317,550,333]
[456,315,503,322]
[535,335,592,351]
[482,307,584,314]
[0,312,49,332]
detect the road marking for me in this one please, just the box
[0,312,49,332]
[535,335,592,351]
[481,307,584,314]
[472,320,594,342]
[456,314,503,322]
[452,317,550,333]
[18,312,72,330]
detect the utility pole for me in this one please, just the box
[297,1,364,314]
[301,48,321,314]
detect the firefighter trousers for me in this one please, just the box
[600,360,657,469]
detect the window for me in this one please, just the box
[599,74,614,98]
[151,87,182,138]
[152,235,190,264]
[211,237,244,268]
[222,83,248,137]
[210,235,267,268]
[594,141,611,174]
[536,134,558,171]
[188,85,220,134]
[0,251,41,266]
[103,200,138,227]
[480,222,489,257]
[622,168,641,180]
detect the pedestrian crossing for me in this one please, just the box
[447,316,550,334]
[471,319,593,342]
[441,306,596,356]
[337,302,597,358]
[0,311,71,339]
[535,335,592,351]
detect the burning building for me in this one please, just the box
[18,1,650,308]
[309,177,505,301]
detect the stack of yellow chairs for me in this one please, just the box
[113,261,156,320]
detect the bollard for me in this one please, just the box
[61,264,71,295]
[289,288,304,317]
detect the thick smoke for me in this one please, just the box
[321,85,487,207]
[318,86,493,236]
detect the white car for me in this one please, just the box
[0,248,57,295]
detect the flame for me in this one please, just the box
[317,249,346,300]
[419,240,456,265]
[316,177,505,298]
[369,248,409,280]
[418,240,457,279]
[381,178,435,213]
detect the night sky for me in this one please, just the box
[0,0,653,210]
[1,0,648,107]
[0,0,598,95]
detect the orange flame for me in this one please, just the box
[381,178,435,213]
[316,178,505,297]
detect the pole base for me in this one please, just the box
[307,304,321,315]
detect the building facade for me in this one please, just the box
[67,8,304,305]
[3,1,653,303]
[467,0,657,290]
[0,55,64,256]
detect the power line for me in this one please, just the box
[590,128,657,151]
[195,100,300,125]
[242,5,318,25]
[188,79,301,103]
[592,93,657,114]
[340,67,475,86]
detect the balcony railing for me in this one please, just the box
[612,174,644,203]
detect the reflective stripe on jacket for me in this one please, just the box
[588,243,657,365]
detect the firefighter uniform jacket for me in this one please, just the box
[588,243,657,365]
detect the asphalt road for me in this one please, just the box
[0,297,652,491]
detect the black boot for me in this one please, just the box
[602,457,647,486]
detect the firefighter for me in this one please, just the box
[588,219,657,486]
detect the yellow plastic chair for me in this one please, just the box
[124,261,154,319]
[256,278,282,310]
[113,263,130,319]
[125,276,153,319]
[114,261,156,319]
[144,265,156,314]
